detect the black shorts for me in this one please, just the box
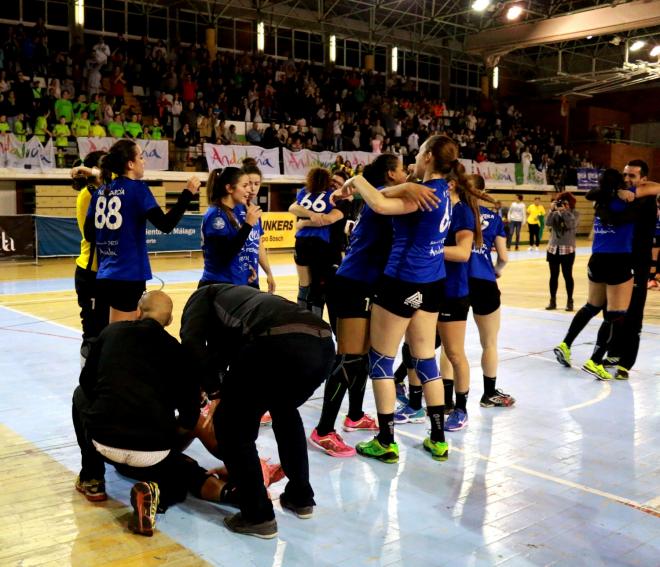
[373,275,444,319]
[654,234,660,248]
[438,295,470,322]
[468,278,501,316]
[587,253,633,285]
[96,279,146,312]
[294,237,331,266]
[328,274,374,319]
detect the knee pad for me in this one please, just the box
[368,348,395,380]
[401,342,413,369]
[605,310,626,325]
[410,356,440,384]
[582,303,602,316]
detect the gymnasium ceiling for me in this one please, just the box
[155,0,660,95]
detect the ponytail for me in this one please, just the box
[206,166,246,229]
[99,139,138,184]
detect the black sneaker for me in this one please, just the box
[279,492,314,519]
[224,512,278,539]
[75,475,107,502]
[545,299,557,310]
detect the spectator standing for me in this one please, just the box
[526,197,545,251]
[174,123,194,169]
[545,193,578,311]
[507,194,525,250]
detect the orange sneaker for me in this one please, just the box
[342,413,379,432]
[260,412,273,426]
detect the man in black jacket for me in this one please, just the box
[180,284,335,539]
[72,290,231,536]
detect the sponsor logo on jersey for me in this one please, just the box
[213,216,226,230]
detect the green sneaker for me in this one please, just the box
[355,437,399,463]
[582,359,612,381]
[423,438,449,461]
[615,366,629,380]
[553,342,571,367]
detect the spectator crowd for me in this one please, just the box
[0,20,593,183]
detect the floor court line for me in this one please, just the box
[390,427,660,519]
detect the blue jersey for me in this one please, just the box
[444,201,476,298]
[655,202,660,236]
[592,196,634,254]
[238,208,263,285]
[336,187,392,285]
[87,176,159,281]
[294,188,335,242]
[469,206,506,282]
[201,205,261,284]
[385,178,451,284]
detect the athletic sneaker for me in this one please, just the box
[128,481,159,537]
[615,366,630,380]
[355,437,399,463]
[423,437,449,461]
[279,492,314,519]
[554,342,571,367]
[603,356,620,367]
[224,512,278,539]
[480,389,516,408]
[342,413,379,431]
[268,463,285,484]
[260,412,272,426]
[395,382,408,405]
[309,428,356,457]
[393,404,426,424]
[444,409,468,431]
[582,360,613,381]
[75,475,107,502]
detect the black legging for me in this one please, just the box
[547,252,575,300]
[529,224,540,247]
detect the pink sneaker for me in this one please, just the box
[268,463,286,484]
[342,413,379,432]
[260,412,272,426]
[308,428,356,457]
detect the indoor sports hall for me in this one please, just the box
[1,1,660,566]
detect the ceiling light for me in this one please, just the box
[630,40,646,52]
[586,35,593,40]
[506,6,523,20]
[610,36,621,46]
[472,0,490,12]
[650,46,660,57]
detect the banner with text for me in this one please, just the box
[77,138,169,170]
[261,212,296,249]
[576,168,601,191]
[203,144,280,175]
[0,135,55,169]
[282,149,378,177]
[0,215,35,259]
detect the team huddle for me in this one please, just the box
[68,137,659,540]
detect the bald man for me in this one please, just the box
[72,291,233,536]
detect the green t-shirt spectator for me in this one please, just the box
[72,118,91,137]
[87,101,100,117]
[107,121,125,138]
[73,102,87,118]
[0,122,10,133]
[55,99,74,123]
[14,120,27,142]
[53,123,71,147]
[90,124,106,137]
[34,116,49,143]
[124,121,143,138]
[150,126,163,140]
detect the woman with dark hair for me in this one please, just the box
[438,175,514,419]
[507,194,525,250]
[333,135,466,463]
[241,158,276,293]
[85,139,200,323]
[289,167,344,316]
[545,192,578,311]
[199,167,262,287]
[554,169,635,380]
[309,154,407,458]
